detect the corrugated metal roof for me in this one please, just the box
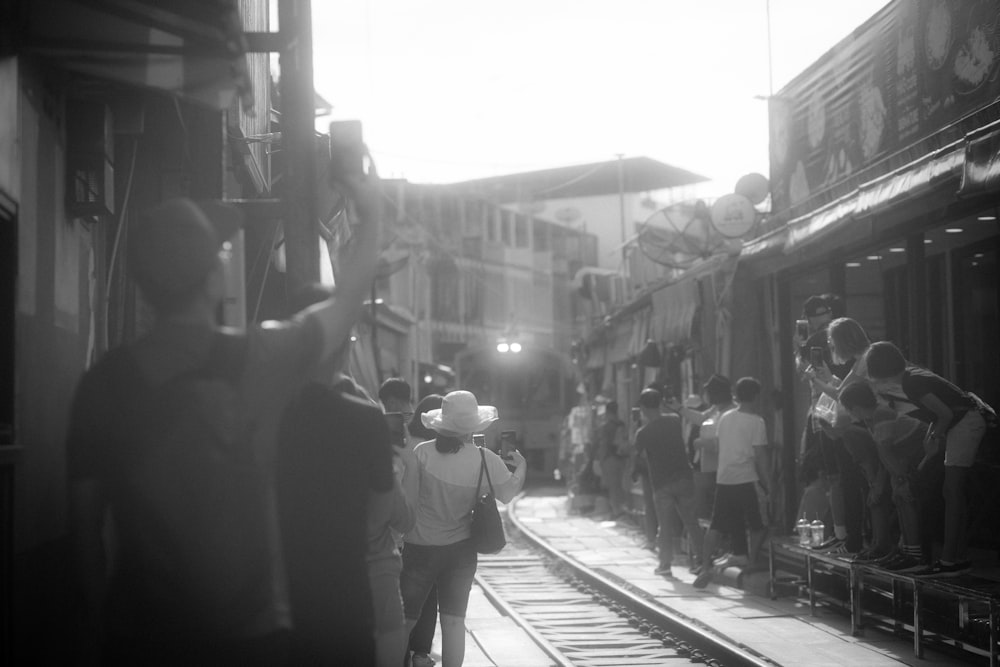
[449,156,707,201]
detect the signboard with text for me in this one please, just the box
[770,0,1000,216]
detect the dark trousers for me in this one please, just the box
[409,585,437,654]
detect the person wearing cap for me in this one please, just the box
[634,388,705,578]
[399,390,526,667]
[65,169,382,662]
[794,293,862,555]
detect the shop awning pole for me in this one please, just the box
[278,0,319,292]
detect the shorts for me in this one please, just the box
[400,540,477,620]
[803,419,852,476]
[709,482,763,536]
[367,555,405,635]
[944,409,987,467]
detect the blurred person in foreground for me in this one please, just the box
[635,388,705,578]
[360,377,417,666]
[400,391,526,667]
[275,284,399,665]
[65,165,382,664]
[694,378,772,589]
[404,395,444,667]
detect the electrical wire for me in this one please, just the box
[103,138,139,351]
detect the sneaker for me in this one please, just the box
[713,553,749,569]
[814,538,847,554]
[915,560,972,578]
[692,565,715,589]
[809,537,840,551]
[654,565,676,578]
[850,548,890,564]
[411,654,435,667]
[825,541,852,556]
[882,554,930,574]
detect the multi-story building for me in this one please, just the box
[371,181,599,472]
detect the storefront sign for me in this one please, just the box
[770,0,1000,215]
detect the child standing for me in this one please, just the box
[865,341,987,576]
[693,377,772,589]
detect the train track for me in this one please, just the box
[472,506,776,667]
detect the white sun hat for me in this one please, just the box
[421,390,498,436]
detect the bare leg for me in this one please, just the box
[439,613,466,667]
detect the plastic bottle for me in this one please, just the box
[809,517,825,547]
[795,515,810,546]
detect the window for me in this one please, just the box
[500,211,511,246]
[515,216,528,248]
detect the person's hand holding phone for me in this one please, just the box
[506,449,526,470]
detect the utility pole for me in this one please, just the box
[279,0,319,292]
[616,153,628,272]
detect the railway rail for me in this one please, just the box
[472,504,776,667]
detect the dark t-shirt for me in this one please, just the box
[900,366,973,428]
[275,381,393,661]
[65,318,324,639]
[634,414,691,488]
[597,416,627,460]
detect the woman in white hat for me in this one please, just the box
[399,390,526,667]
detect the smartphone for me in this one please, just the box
[630,407,641,424]
[499,430,517,458]
[795,319,809,339]
[809,346,825,367]
[384,412,406,449]
[473,433,486,449]
[328,119,364,179]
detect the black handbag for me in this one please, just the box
[471,447,506,554]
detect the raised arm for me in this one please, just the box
[302,169,383,361]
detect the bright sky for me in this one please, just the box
[311,0,889,194]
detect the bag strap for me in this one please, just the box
[477,446,496,497]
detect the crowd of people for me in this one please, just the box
[64,168,527,666]
[562,290,995,593]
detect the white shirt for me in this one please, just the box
[405,442,518,546]
[715,409,767,485]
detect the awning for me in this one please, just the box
[960,119,1000,198]
[650,278,699,345]
[784,141,964,253]
[25,0,253,110]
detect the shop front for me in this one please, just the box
[741,0,1000,533]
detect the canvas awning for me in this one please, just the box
[650,276,699,345]
[960,119,1000,199]
[782,141,964,253]
[24,0,254,110]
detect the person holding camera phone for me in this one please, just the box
[793,294,864,555]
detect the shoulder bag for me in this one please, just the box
[471,447,506,554]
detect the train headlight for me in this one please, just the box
[497,342,510,353]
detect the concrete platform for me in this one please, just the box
[417,583,556,667]
[510,492,975,667]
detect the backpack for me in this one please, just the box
[105,332,271,639]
